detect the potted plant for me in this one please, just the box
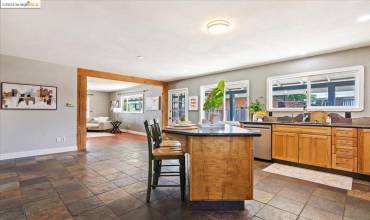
[203,80,225,125]
[248,99,265,122]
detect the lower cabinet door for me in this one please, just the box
[272,132,298,162]
[359,129,370,175]
[299,134,331,168]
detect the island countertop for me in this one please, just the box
[162,124,261,137]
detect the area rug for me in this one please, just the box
[263,163,352,190]
[87,132,115,138]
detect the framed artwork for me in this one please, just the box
[1,82,57,110]
[121,94,144,113]
[145,96,161,111]
[189,96,199,111]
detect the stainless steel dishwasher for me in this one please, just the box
[242,123,272,160]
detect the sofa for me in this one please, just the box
[87,117,113,131]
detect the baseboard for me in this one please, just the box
[120,129,146,136]
[0,145,76,160]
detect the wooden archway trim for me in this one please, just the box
[77,68,168,151]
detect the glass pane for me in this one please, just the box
[225,84,248,121]
[272,78,307,109]
[121,95,143,113]
[310,78,355,107]
[203,87,224,122]
[171,92,186,122]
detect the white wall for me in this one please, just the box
[110,84,162,133]
[87,90,110,119]
[0,54,77,159]
[169,46,370,122]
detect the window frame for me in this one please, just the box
[266,65,364,112]
[121,94,144,114]
[168,88,189,124]
[199,80,250,123]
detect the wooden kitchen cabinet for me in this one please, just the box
[358,129,370,175]
[332,128,358,172]
[299,134,332,168]
[272,132,299,162]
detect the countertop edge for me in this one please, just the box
[162,129,262,137]
[240,121,370,129]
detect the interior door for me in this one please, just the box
[168,88,188,124]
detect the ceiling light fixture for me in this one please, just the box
[357,14,370,22]
[136,56,144,59]
[207,20,231,35]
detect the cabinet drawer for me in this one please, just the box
[332,127,357,138]
[333,138,357,147]
[273,125,331,135]
[335,148,357,158]
[332,156,357,172]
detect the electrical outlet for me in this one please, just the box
[56,137,62,143]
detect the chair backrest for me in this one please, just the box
[152,119,162,147]
[144,120,155,156]
[153,118,162,133]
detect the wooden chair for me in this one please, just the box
[152,118,181,148]
[144,120,186,202]
[151,119,183,190]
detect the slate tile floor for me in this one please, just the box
[0,133,370,220]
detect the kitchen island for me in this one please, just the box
[162,125,261,202]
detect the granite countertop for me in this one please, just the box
[240,121,370,129]
[163,124,261,137]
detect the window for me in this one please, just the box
[271,79,307,109]
[200,80,249,122]
[168,88,188,124]
[267,66,364,111]
[121,94,144,113]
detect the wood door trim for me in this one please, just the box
[77,68,168,151]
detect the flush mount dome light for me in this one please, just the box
[357,14,370,22]
[207,20,231,35]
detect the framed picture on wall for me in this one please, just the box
[1,82,57,110]
[145,96,161,111]
[189,96,198,111]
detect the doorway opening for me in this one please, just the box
[77,68,168,151]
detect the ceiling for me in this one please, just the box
[1,1,370,82]
[87,77,139,92]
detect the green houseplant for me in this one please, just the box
[203,80,225,124]
[248,99,265,121]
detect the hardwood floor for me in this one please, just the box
[0,133,369,219]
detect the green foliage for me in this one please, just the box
[248,99,265,113]
[287,94,307,101]
[203,80,225,112]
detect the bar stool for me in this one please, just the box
[151,119,183,190]
[152,118,181,148]
[144,120,186,202]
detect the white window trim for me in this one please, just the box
[168,88,189,124]
[266,65,364,112]
[199,80,250,123]
[121,94,144,114]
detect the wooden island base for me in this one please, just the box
[163,125,259,204]
[189,136,253,201]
